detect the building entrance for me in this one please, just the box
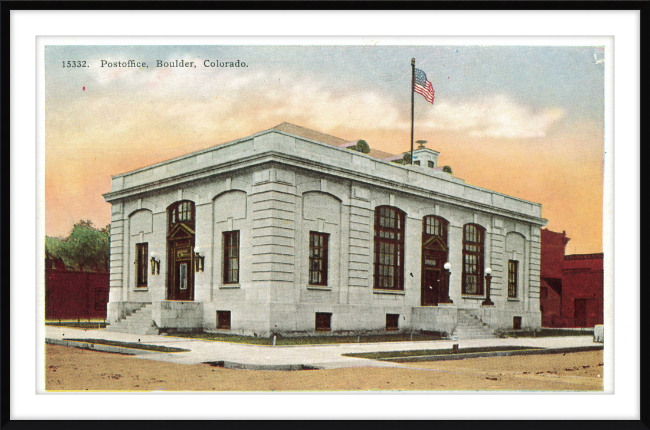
[422,252,443,306]
[167,201,195,301]
[421,216,449,307]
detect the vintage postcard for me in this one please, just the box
[38,37,611,403]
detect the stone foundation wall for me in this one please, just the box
[151,300,203,329]
[411,305,458,335]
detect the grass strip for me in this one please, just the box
[500,329,594,338]
[343,346,544,360]
[66,338,189,353]
[171,332,445,346]
[46,322,107,329]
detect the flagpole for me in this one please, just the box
[410,58,415,165]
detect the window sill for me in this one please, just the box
[307,285,332,291]
[373,289,406,295]
[507,297,521,301]
[461,294,485,300]
[219,284,241,289]
[133,287,149,291]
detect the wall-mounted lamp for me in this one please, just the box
[194,246,205,273]
[150,252,160,275]
[482,267,494,306]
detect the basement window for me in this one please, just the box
[315,312,332,332]
[386,314,399,331]
[217,311,231,330]
[513,316,522,330]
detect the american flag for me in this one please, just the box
[414,68,435,104]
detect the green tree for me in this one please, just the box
[402,152,412,165]
[348,140,371,154]
[442,165,453,174]
[46,220,110,272]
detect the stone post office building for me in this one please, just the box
[103,123,547,337]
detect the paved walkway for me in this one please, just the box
[45,326,600,370]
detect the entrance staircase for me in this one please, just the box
[451,309,497,340]
[106,303,159,335]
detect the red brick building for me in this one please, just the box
[45,253,109,320]
[539,229,603,328]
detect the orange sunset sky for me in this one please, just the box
[45,45,604,254]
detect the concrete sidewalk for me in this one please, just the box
[45,326,601,370]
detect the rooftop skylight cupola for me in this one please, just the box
[412,140,440,169]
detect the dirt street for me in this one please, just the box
[45,344,603,392]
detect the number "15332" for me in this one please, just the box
[62,61,88,68]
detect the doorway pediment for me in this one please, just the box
[422,235,447,251]
[168,223,195,239]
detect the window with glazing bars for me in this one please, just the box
[177,201,192,222]
[508,260,518,298]
[309,232,329,285]
[374,206,405,290]
[223,231,239,284]
[169,201,194,228]
[423,216,448,244]
[136,243,148,287]
[462,224,484,295]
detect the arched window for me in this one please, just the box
[423,216,448,248]
[168,200,195,230]
[462,223,485,295]
[374,206,406,290]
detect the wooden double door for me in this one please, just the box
[421,249,446,306]
[167,228,195,301]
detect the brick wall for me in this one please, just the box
[45,269,109,320]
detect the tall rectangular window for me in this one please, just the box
[136,243,148,288]
[309,232,329,285]
[223,231,240,284]
[508,260,519,298]
[374,206,405,290]
[462,224,484,295]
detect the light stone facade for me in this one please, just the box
[103,124,546,337]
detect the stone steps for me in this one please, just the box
[106,304,159,335]
[452,309,497,340]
